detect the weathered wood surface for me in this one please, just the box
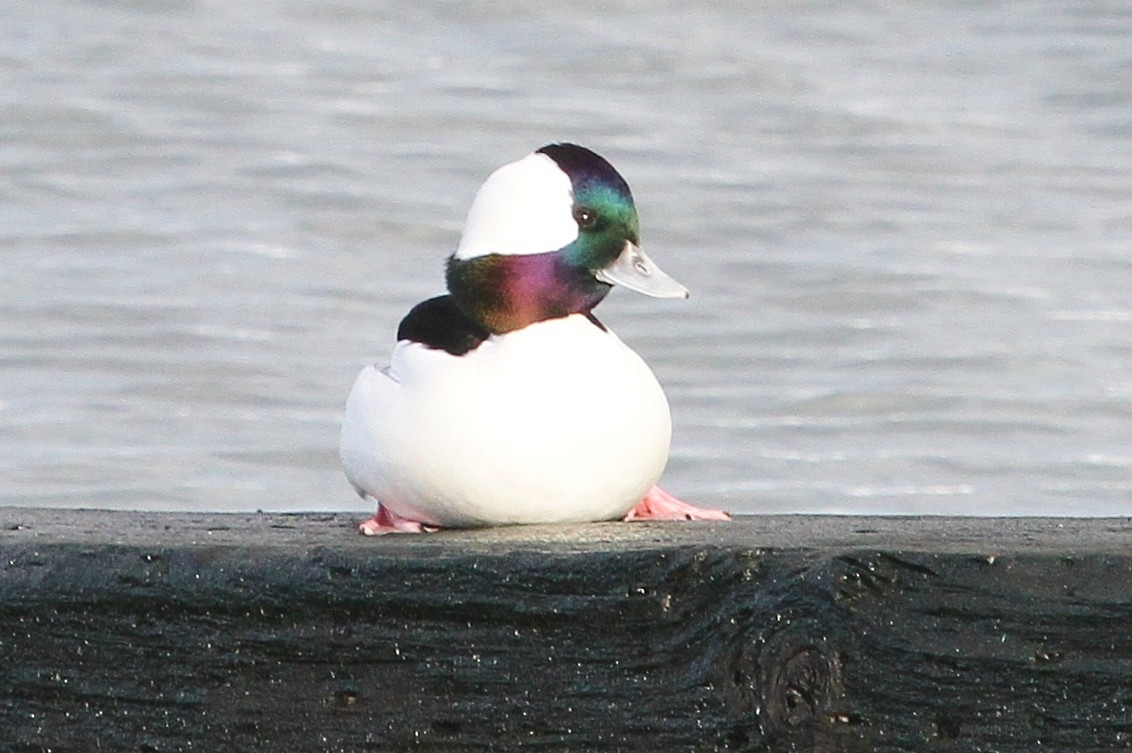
[2,509,1131,753]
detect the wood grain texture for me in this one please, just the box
[2,509,1131,752]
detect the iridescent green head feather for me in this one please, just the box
[447,143,686,334]
[538,143,640,271]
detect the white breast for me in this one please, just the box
[339,315,672,527]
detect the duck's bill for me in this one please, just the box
[595,241,689,299]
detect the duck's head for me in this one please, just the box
[446,143,687,334]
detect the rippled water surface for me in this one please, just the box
[3,1,1131,515]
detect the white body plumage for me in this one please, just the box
[340,314,672,527]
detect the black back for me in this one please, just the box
[397,295,491,356]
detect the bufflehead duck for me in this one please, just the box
[340,143,731,534]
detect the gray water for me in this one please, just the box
[3,0,1131,516]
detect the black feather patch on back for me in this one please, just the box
[397,295,490,356]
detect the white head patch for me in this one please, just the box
[455,152,579,260]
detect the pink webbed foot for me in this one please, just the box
[358,504,438,536]
[623,485,732,522]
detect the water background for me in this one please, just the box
[4,0,1131,516]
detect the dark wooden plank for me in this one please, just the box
[2,509,1131,752]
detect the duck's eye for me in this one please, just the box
[573,207,597,229]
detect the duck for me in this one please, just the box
[340,143,731,534]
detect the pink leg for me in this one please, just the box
[358,504,438,536]
[623,485,732,522]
